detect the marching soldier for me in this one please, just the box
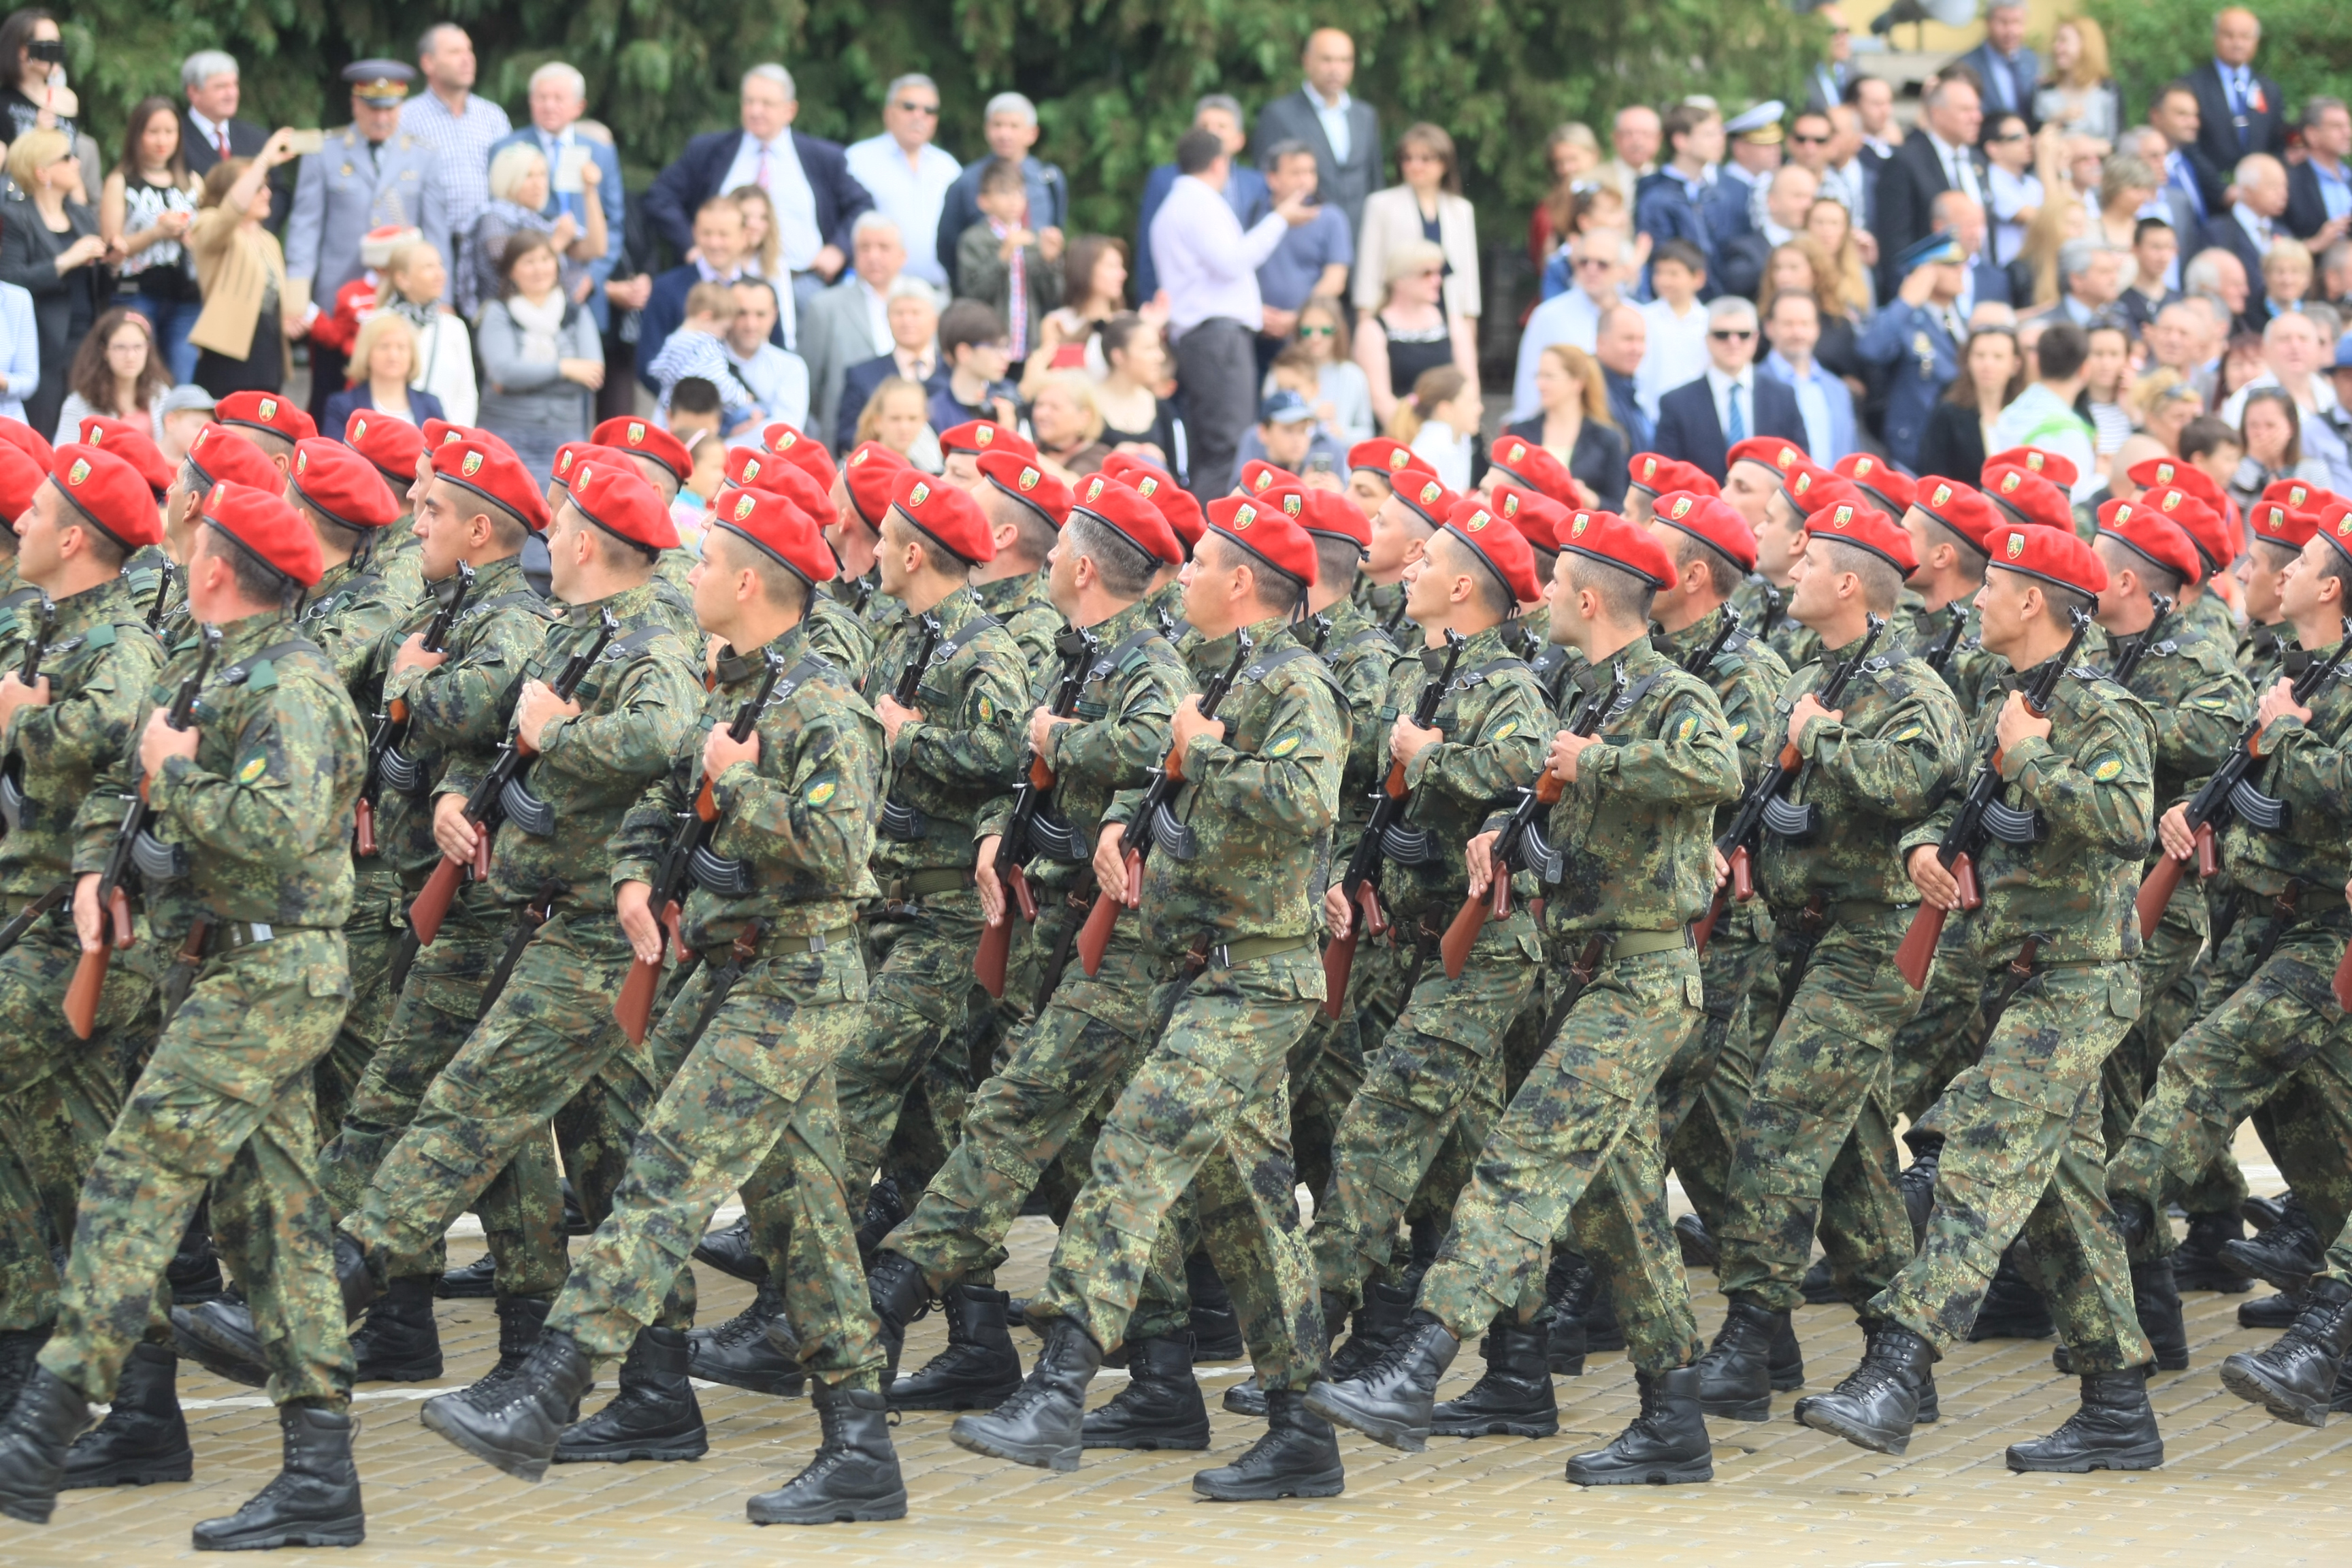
[342,410,431,605]
[713,446,873,686]
[1345,439,1434,626]
[968,447,1070,673]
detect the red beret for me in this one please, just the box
[202,480,321,586]
[0,442,41,519]
[1392,470,1460,529]
[977,448,1073,527]
[2260,477,2330,514]
[1072,473,1183,566]
[2250,495,2320,550]
[1250,481,1311,534]
[73,416,172,496]
[1443,497,1539,605]
[184,422,280,493]
[2155,483,2236,578]
[2097,495,2204,585]
[1982,446,2078,491]
[1650,489,1759,573]
[568,454,681,552]
[1806,497,1916,574]
[2127,455,2225,513]
[421,418,470,452]
[343,408,427,490]
[551,440,593,491]
[0,418,53,470]
[1347,437,1435,483]
[1989,522,2106,597]
[839,440,909,527]
[214,390,315,446]
[50,444,164,550]
[290,438,401,531]
[890,470,994,564]
[1626,452,1717,500]
[1835,453,1916,517]
[1780,459,1842,512]
[1912,476,1997,554]
[710,486,836,585]
[723,444,833,520]
[938,420,1036,462]
[1486,436,1579,508]
[2310,497,2352,563]
[1102,455,1205,549]
[1983,465,2072,533]
[1558,507,1676,589]
[1727,436,1809,481]
[1238,459,1304,499]
[433,437,553,533]
[589,416,692,483]
[1205,493,1318,587]
[761,421,838,490]
[1491,483,1568,555]
[1301,487,1371,551]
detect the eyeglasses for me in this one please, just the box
[1989,129,2028,142]
[895,101,938,115]
[1790,133,1829,146]
[1415,267,1445,279]
[1710,328,1755,341]
[1573,256,1614,271]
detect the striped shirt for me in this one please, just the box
[400,91,514,239]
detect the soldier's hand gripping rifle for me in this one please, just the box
[65,625,219,1039]
[355,561,474,858]
[0,593,56,839]
[1894,606,2093,989]
[1320,629,1463,1017]
[976,628,1095,999]
[1439,659,1627,980]
[406,606,617,947]
[1692,612,1886,953]
[874,612,945,845]
[1073,633,1253,977]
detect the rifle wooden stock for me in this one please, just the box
[1693,887,1727,954]
[353,798,377,858]
[2135,849,2189,941]
[613,950,663,1044]
[1075,847,1140,976]
[408,853,464,945]
[1895,851,1978,990]
[1693,844,1754,956]
[1320,924,1358,1019]
[2334,932,2352,1013]
[1443,768,1567,980]
[64,887,133,1041]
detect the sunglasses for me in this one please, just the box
[1573,255,1614,271]
[1989,129,2028,142]
[895,101,939,115]
[1710,328,1755,341]
[1790,133,1829,146]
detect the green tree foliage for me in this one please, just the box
[2085,0,2352,127]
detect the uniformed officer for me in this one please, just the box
[1893,475,2005,719]
[968,448,1072,681]
[822,440,908,626]
[937,419,1027,492]
[1857,231,1967,474]
[712,445,872,685]
[1621,452,1716,531]
[1721,437,1809,656]
[1745,455,1851,673]
[0,480,367,1548]
[213,390,318,478]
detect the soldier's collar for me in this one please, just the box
[713,623,806,686]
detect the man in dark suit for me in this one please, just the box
[2285,95,2352,248]
[1636,103,1726,288]
[178,49,290,231]
[932,93,1070,289]
[1803,7,1857,116]
[635,195,786,391]
[1653,295,1809,484]
[1871,71,1986,303]
[1955,3,2042,133]
[2197,152,2289,314]
[1251,28,1380,241]
[1858,232,1967,472]
[641,63,872,304]
[2189,7,2287,177]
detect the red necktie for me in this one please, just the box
[217,127,231,161]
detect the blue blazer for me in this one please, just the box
[642,129,875,264]
[636,263,787,391]
[1634,172,1718,297]
[322,385,446,439]
[1856,300,1962,474]
[834,353,951,453]
[485,127,625,331]
[1652,374,1808,485]
[1956,44,2043,127]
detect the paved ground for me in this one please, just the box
[12,1137,2349,1567]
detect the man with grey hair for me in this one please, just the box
[2198,152,2289,308]
[2286,94,2351,248]
[485,61,626,331]
[934,91,1068,285]
[1654,293,1808,483]
[401,23,512,248]
[1134,94,1272,299]
[845,74,962,289]
[803,210,925,440]
[178,48,290,231]
[2035,238,2125,329]
[2184,244,2255,340]
[2223,309,2352,490]
[1511,227,1633,419]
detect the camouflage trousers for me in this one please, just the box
[316,885,566,1298]
[1415,943,1706,1375]
[1872,958,2151,1372]
[1716,906,1923,1312]
[1886,920,1993,1127]
[314,878,400,1138]
[342,910,678,1323]
[40,930,354,1407]
[2099,874,2209,1160]
[551,939,883,1382]
[1035,944,1325,1392]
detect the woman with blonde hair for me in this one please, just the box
[1502,342,1624,508]
[2036,16,2123,144]
[2094,152,2158,250]
[1355,239,1477,427]
[1529,122,1601,271]
[1802,197,1874,316]
[0,124,105,432]
[466,141,606,321]
[2129,369,2203,452]
[2015,193,2089,310]
[1029,370,1109,480]
[1355,122,1480,341]
[855,374,943,471]
[183,128,302,399]
[323,310,441,431]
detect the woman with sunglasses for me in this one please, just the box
[1355,240,1475,429]
[1281,294,1373,445]
[0,124,105,437]
[1353,123,1480,372]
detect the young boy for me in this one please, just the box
[649,281,762,431]
[664,377,729,537]
[1638,239,1712,418]
[955,159,1063,365]
[928,299,1019,434]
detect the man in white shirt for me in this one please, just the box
[801,212,919,444]
[400,24,511,255]
[1509,228,1631,419]
[1635,238,1713,419]
[844,74,960,290]
[1151,128,1313,496]
[2221,310,2352,491]
[724,278,811,439]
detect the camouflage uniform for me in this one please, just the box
[1033,617,1344,1393]
[41,610,365,1407]
[804,592,875,689]
[1414,638,1739,1374]
[975,570,1062,676]
[1876,659,2156,1371]
[1732,573,1819,673]
[1714,631,1965,1311]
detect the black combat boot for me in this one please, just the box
[2336,1356,2352,1415]
[892,1282,1024,1411]
[419,1328,595,1481]
[167,1201,226,1305]
[350,1275,442,1382]
[852,1176,908,1267]
[1966,1243,2055,1340]
[1231,1281,1416,1416]
[0,1324,51,1414]
[1674,1213,1720,1271]
[1194,1388,1345,1500]
[2174,1211,2253,1293]
[690,1215,771,1286]
[1799,1318,1938,1427]
[176,1232,378,1387]
[1798,1322,1934,1454]
[1401,1215,1443,1296]
[1303,1311,1458,1452]
[0,1368,90,1522]
[1897,1134,1941,1245]
[1430,1314,1558,1437]
[687,1280,806,1396]
[1186,1251,1245,1361]
[2221,1206,2326,1292]
[189,1404,364,1550]
[555,1326,706,1463]
[1564,1366,1714,1485]
[1693,1296,1785,1421]
[1581,1271,1628,1352]
[63,1341,191,1488]
[436,1253,496,1299]
[949,1315,1102,1472]
[2006,1371,2166,1472]
[2242,1192,2289,1231]
[1799,1257,1844,1306]
[2242,1289,2303,1330]
[1544,1251,1590,1376]
[746,1380,906,1524]
[1081,1332,1210,1449]
[865,1250,930,1386]
[2132,1258,2190,1371]
[462,1297,564,1413]
[2218,1277,2352,1426]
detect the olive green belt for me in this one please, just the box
[878,867,970,904]
[1203,933,1312,968]
[1597,928,1690,961]
[700,924,857,961]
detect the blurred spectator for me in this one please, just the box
[1028,370,1110,478]
[845,74,961,291]
[1874,72,1984,301]
[0,10,89,197]
[1992,318,2098,496]
[1134,96,1270,301]
[486,63,625,329]
[100,98,202,382]
[1819,105,1871,232]
[1635,238,1710,421]
[728,184,798,346]
[665,379,728,521]
[1759,238,1863,393]
[644,65,872,307]
[1803,7,1855,116]
[52,305,169,443]
[2148,84,2225,236]
[154,382,212,461]
[2200,154,2289,313]
[1235,386,1341,482]
[1709,105,1786,253]
[0,277,33,421]
[1594,106,1661,210]
[1860,233,1970,470]
[1981,114,2042,267]
[2036,16,2121,145]
[834,276,943,452]
[1538,186,1645,299]
[2093,153,2158,253]
[185,136,298,399]
[1592,303,1650,449]
[1513,227,1631,419]
[179,50,278,199]
[1759,289,1853,463]
[1853,76,1902,157]
[1355,124,1480,336]
[638,196,781,392]
[323,312,443,432]
[1804,196,1876,315]
[2129,369,2204,453]
[466,142,606,321]
[2116,217,2182,336]
[957,159,1064,362]
[2035,239,2125,329]
[476,231,602,480]
[1717,165,1819,300]
[1024,233,1133,393]
[2220,310,2352,491]
[2190,8,2286,173]
[1254,29,1380,239]
[1355,239,1471,431]
[648,281,760,427]
[933,93,1067,287]
[723,275,806,434]
[402,23,510,269]
[1094,312,1184,473]
[1784,110,1833,186]
[2323,242,2352,309]
[1390,364,1478,491]
[1502,342,1625,508]
[0,127,106,434]
[1528,124,1602,270]
[1654,295,1806,481]
[2230,386,2327,510]
[1277,295,1373,445]
[2288,97,2352,247]
[804,214,914,440]
[2185,246,2256,338]
[2180,412,2244,494]
[2082,320,2134,457]
[2015,191,2089,311]
[378,240,476,423]
[1635,103,1723,279]
[1958,2,2039,132]
[852,376,941,471]
[2332,330,2352,416]
[1924,324,2023,480]
[930,297,1017,431]
[2260,240,2313,325]
[1255,140,1352,344]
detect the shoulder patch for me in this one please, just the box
[1267,731,1304,758]
[2091,754,2123,783]
[1674,713,1698,745]
[804,772,838,807]
[976,694,996,724]
[1891,723,1923,744]
[1729,721,1748,742]
[237,754,267,785]
[1490,719,1518,741]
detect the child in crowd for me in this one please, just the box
[855,375,945,472]
[956,159,1062,365]
[664,376,729,543]
[1237,356,1346,482]
[647,281,761,431]
[1636,238,1710,419]
[1390,364,1481,491]
[929,299,1021,433]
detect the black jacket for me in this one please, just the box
[641,129,874,266]
[1652,372,1808,485]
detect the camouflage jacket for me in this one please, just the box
[0,555,40,667]
[0,578,166,896]
[1352,571,1407,632]
[612,619,883,946]
[294,555,409,698]
[2178,587,2238,660]
[2106,621,2252,814]
[975,568,1063,679]
[1504,607,1586,722]
[1319,595,1401,839]
[806,591,876,689]
[2239,620,2291,687]
[864,585,1026,880]
[378,523,425,608]
[468,580,698,911]
[1118,616,1345,950]
[1731,572,1820,672]
[116,610,366,934]
[2220,633,2352,900]
[825,568,899,630]
[1654,604,1791,830]
[1382,623,1548,925]
[1757,636,1967,911]
[1901,658,2155,965]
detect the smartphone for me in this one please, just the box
[287,129,325,157]
[553,146,590,195]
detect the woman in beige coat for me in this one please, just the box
[186,127,301,396]
[1352,122,1481,336]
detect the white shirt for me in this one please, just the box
[2232,201,2276,259]
[1409,417,1472,491]
[1150,174,1288,333]
[187,108,234,160]
[1922,129,1982,207]
[723,132,823,271]
[1636,297,1711,419]
[849,276,892,359]
[1706,363,1759,445]
[844,133,962,289]
[1508,287,1611,421]
[1307,84,1353,165]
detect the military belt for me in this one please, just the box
[1597,928,1691,961]
[879,867,969,906]
[1782,895,1901,934]
[197,920,276,957]
[697,924,856,962]
[1200,933,1312,969]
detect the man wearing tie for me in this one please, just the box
[1872,71,1986,303]
[2199,153,2292,299]
[179,50,290,233]
[1653,295,1809,484]
[486,64,625,332]
[1957,3,2042,134]
[2190,7,2287,176]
